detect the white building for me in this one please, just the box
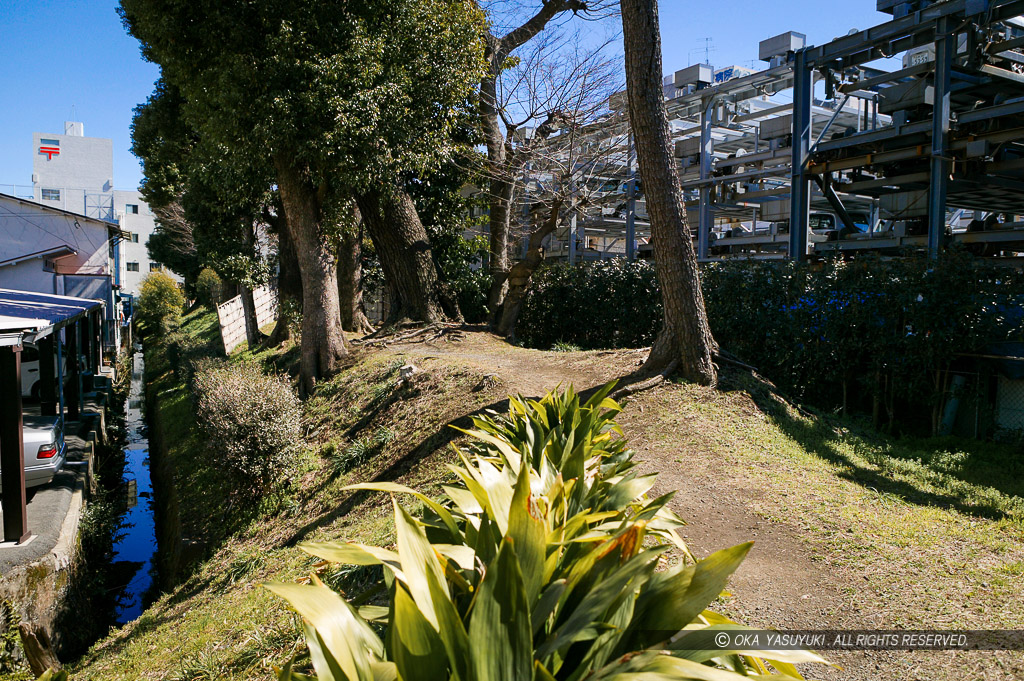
[0,192,122,350]
[30,121,180,295]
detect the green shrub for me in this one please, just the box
[195,267,223,308]
[137,271,185,331]
[517,252,1023,433]
[193,363,303,499]
[268,385,827,680]
[518,259,662,350]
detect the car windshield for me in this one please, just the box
[22,345,39,362]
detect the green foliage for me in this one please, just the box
[518,253,1024,432]
[0,599,30,679]
[137,271,186,331]
[429,229,491,324]
[122,0,487,200]
[268,385,827,679]
[193,363,303,500]
[407,153,491,323]
[701,252,1023,425]
[328,427,396,476]
[38,671,68,681]
[518,259,663,350]
[195,268,223,308]
[550,341,581,352]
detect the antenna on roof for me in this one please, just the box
[688,38,716,66]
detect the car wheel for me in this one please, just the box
[30,381,40,401]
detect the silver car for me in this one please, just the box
[0,415,67,488]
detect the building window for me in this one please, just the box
[41,188,60,201]
[131,233,139,243]
[149,262,162,272]
[127,262,140,272]
[126,204,139,214]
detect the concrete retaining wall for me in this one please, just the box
[216,286,278,354]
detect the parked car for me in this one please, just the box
[19,343,69,399]
[0,415,67,488]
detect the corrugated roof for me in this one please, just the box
[0,288,103,338]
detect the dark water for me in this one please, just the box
[111,351,157,624]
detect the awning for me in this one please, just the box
[0,289,104,342]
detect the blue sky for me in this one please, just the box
[0,1,892,192]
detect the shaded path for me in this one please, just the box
[383,333,876,679]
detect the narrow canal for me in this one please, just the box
[111,350,157,623]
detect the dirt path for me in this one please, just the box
[385,333,878,679]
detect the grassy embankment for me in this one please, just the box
[623,374,1024,679]
[68,309,1024,680]
[70,309,508,680]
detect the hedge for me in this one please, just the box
[516,251,1024,431]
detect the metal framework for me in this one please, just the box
[523,0,1024,264]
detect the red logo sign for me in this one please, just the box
[39,146,60,160]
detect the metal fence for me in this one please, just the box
[940,367,1024,443]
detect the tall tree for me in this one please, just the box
[121,0,485,392]
[620,0,717,385]
[146,200,200,289]
[356,185,460,325]
[132,82,270,345]
[489,45,622,338]
[475,0,616,323]
[337,207,373,334]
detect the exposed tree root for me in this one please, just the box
[354,322,466,348]
[609,359,679,401]
[713,349,757,373]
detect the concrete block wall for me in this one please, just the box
[217,286,278,354]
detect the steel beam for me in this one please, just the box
[68,321,81,421]
[929,15,955,259]
[697,99,715,259]
[789,49,813,260]
[814,175,859,234]
[0,344,30,544]
[626,133,637,260]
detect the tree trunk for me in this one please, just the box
[274,155,348,396]
[338,216,374,334]
[496,200,562,338]
[239,284,261,346]
[238,220,263,347]
[486,174,513,325]
[481,71,513,324]
[267,212,302,346]
[475,0,585,322]
[621,0,717,386]
[356,186,462,324]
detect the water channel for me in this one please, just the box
[110,350,157,624]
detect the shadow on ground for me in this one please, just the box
[735,370,1024,523]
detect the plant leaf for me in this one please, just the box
[266,581,382,681]
[390,585,449,681]
[469,538,533,681]
[394,499,448,630]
